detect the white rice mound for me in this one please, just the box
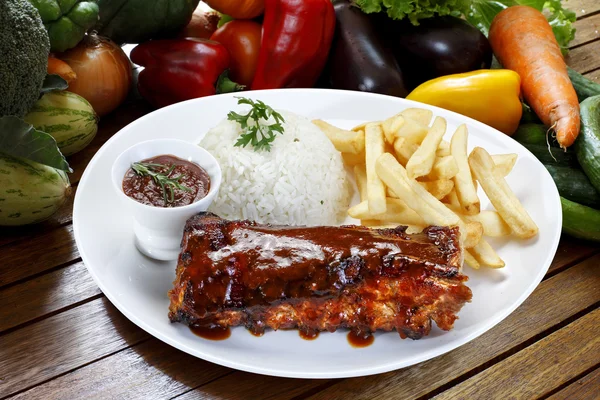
[199,110,351,226]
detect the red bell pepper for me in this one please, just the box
[251,0,336,90]
[131,38,243,108]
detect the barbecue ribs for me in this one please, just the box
[168,212,472,339]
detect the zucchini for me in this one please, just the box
[23,91,99,156]
[567,67,600,103]
[575,95,600,193]
[523,144,579,168]
[0,153,71,226]
[513,124,549,146]
[544,165,600,208]
[520,103,541,124]
[561,197,600,242]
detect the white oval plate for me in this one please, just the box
[73,89,561,379]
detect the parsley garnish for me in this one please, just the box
[131,162,192,204]
[228,97,285,151]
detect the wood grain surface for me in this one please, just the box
[0,1,599,398]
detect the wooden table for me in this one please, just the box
[2,3,600,399]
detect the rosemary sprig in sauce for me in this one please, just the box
[131,162,192,204]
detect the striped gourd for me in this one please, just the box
[0,154,71,226]
[24,91,99,156]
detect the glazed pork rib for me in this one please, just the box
[168,212,472,339]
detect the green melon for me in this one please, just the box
[24,91,99,156]
[0,154,71,226]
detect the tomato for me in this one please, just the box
[204,0,264,19]
[210,20,262,87]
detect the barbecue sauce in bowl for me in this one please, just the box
[122,155,210,208]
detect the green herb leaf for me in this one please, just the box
[40,74,68,95]
[354,0,471,25]
[131,162,192,204]
[0,116,71,172]
[228,97,285,151]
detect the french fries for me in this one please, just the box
[451,124,480,215]
[469,147,538,239]
[315,107,539,271]
[312,120,365,154]
[430,155,459,180]
[348,198,426,226]
[365,123,387,215]
[462,210,511,237]
[492,153,518,177]
[406,117,447,179]
[400,108,433,127]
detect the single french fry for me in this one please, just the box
[400,108,433,127]
[376,154,462,229]
[382,114,405,144]
[464,221,484,249]
[393,137,417,165]
[469,147,538,239]
[387,187,399,198]
[313,119,365,154]
[394,117,428,144]
[471,238,505,268]
[492,153,518,177]
[406,116,447,179]
[419,179,454,200]
[436,140,451,157]
[463,250,480,269]
[348,198,426,226]
[365,123,387,214]
[451,124,480,215]
[342,151,365,167]
[352,121,381,132]
[442,190,462,210]
[462,210,512,237]
[429,155,459,180]
[354,164,368,202]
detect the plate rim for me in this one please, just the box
[73,88,562,379]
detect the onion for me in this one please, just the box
[60,33,132,117]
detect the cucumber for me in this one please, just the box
[0,153,71,226]
[513,124,548,146]
[575,95,600,193]
[23,91,99,156]
[520,103,541,124]
[567,67,600,103]
[561,197,600,242]
[544,165,600,208]
[523,143,579,168]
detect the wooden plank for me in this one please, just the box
[548,236,599,274]
[573,0,600,19]
[568,40,600,74]
[176,373,325,400]
[584,67,600,82]
[0,224,78,288]
[572,13,600,47]
[11,340,230,400]
[546,367,600,400]
[433,309,600,400]
[304,256,600,400]
[0,298,149,398]
[0,261,101,333]
[0,185,76,248]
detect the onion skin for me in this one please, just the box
[60,34,132,117]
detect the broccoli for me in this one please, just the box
[0,0,50,117]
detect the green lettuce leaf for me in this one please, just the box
[0,116,72,172]
[466,0,576,53]
[353,0,471,25]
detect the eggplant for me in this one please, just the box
[377,16,492,91]
[326,0,408,97]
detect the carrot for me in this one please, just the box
[489,6,580,149]
[47,56,77,84]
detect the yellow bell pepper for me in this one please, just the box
[406,70,522,135]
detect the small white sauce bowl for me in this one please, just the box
[111,139,221,261]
